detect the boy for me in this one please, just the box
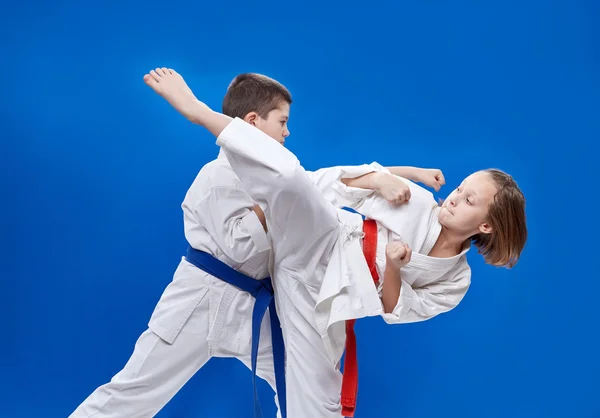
[71,70,444,418]
[144,67,527,418]
[69,71,292,418]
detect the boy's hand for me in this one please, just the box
[374,173,411,204]
[386,241,412,269]
[415,168,445,191]
[252,204,267,232]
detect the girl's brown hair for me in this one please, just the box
[472,169,528,268]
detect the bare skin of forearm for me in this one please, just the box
[341,168,422,191]
[252,204,267,232]
[341,172,383,189]
[381,264,402,313]
[385,166,421,181]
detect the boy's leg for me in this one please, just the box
[70,328,209,418]
[236,341,284,418]
[69,282,213,418]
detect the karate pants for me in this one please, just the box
[69,259,281,418]
[219,120,349,418]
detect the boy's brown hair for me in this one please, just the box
[473,169,528,268]
[222,73,292,119]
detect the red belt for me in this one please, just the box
[340,218,379,417]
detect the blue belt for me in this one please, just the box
[185,247,286,418]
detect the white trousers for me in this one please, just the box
[69,260,281,418]
[218,119,348,418]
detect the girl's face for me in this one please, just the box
[439,171,498,237]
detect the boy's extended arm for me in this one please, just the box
[386,166,445,191]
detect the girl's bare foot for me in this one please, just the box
[143,67,209,124]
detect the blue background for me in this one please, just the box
[1,1,598,417]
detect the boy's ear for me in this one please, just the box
[244,112,259,126]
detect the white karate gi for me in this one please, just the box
[217,118,472,418]
[69,150,378,418]
[68,150,278,418]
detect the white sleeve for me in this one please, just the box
[381,264,471,324]
[305,163,390,208]
[192,185,270,264]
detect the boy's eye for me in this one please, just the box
[466,198,472,205]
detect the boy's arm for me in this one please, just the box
[189,176,270,263]
[252,204,267,232]
[307,164,445,211]
[304,165,388,208]
[385,166,423,180]
[385,166,446,191]
[340,171,411,206]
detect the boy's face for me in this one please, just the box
[246,102,291,145]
